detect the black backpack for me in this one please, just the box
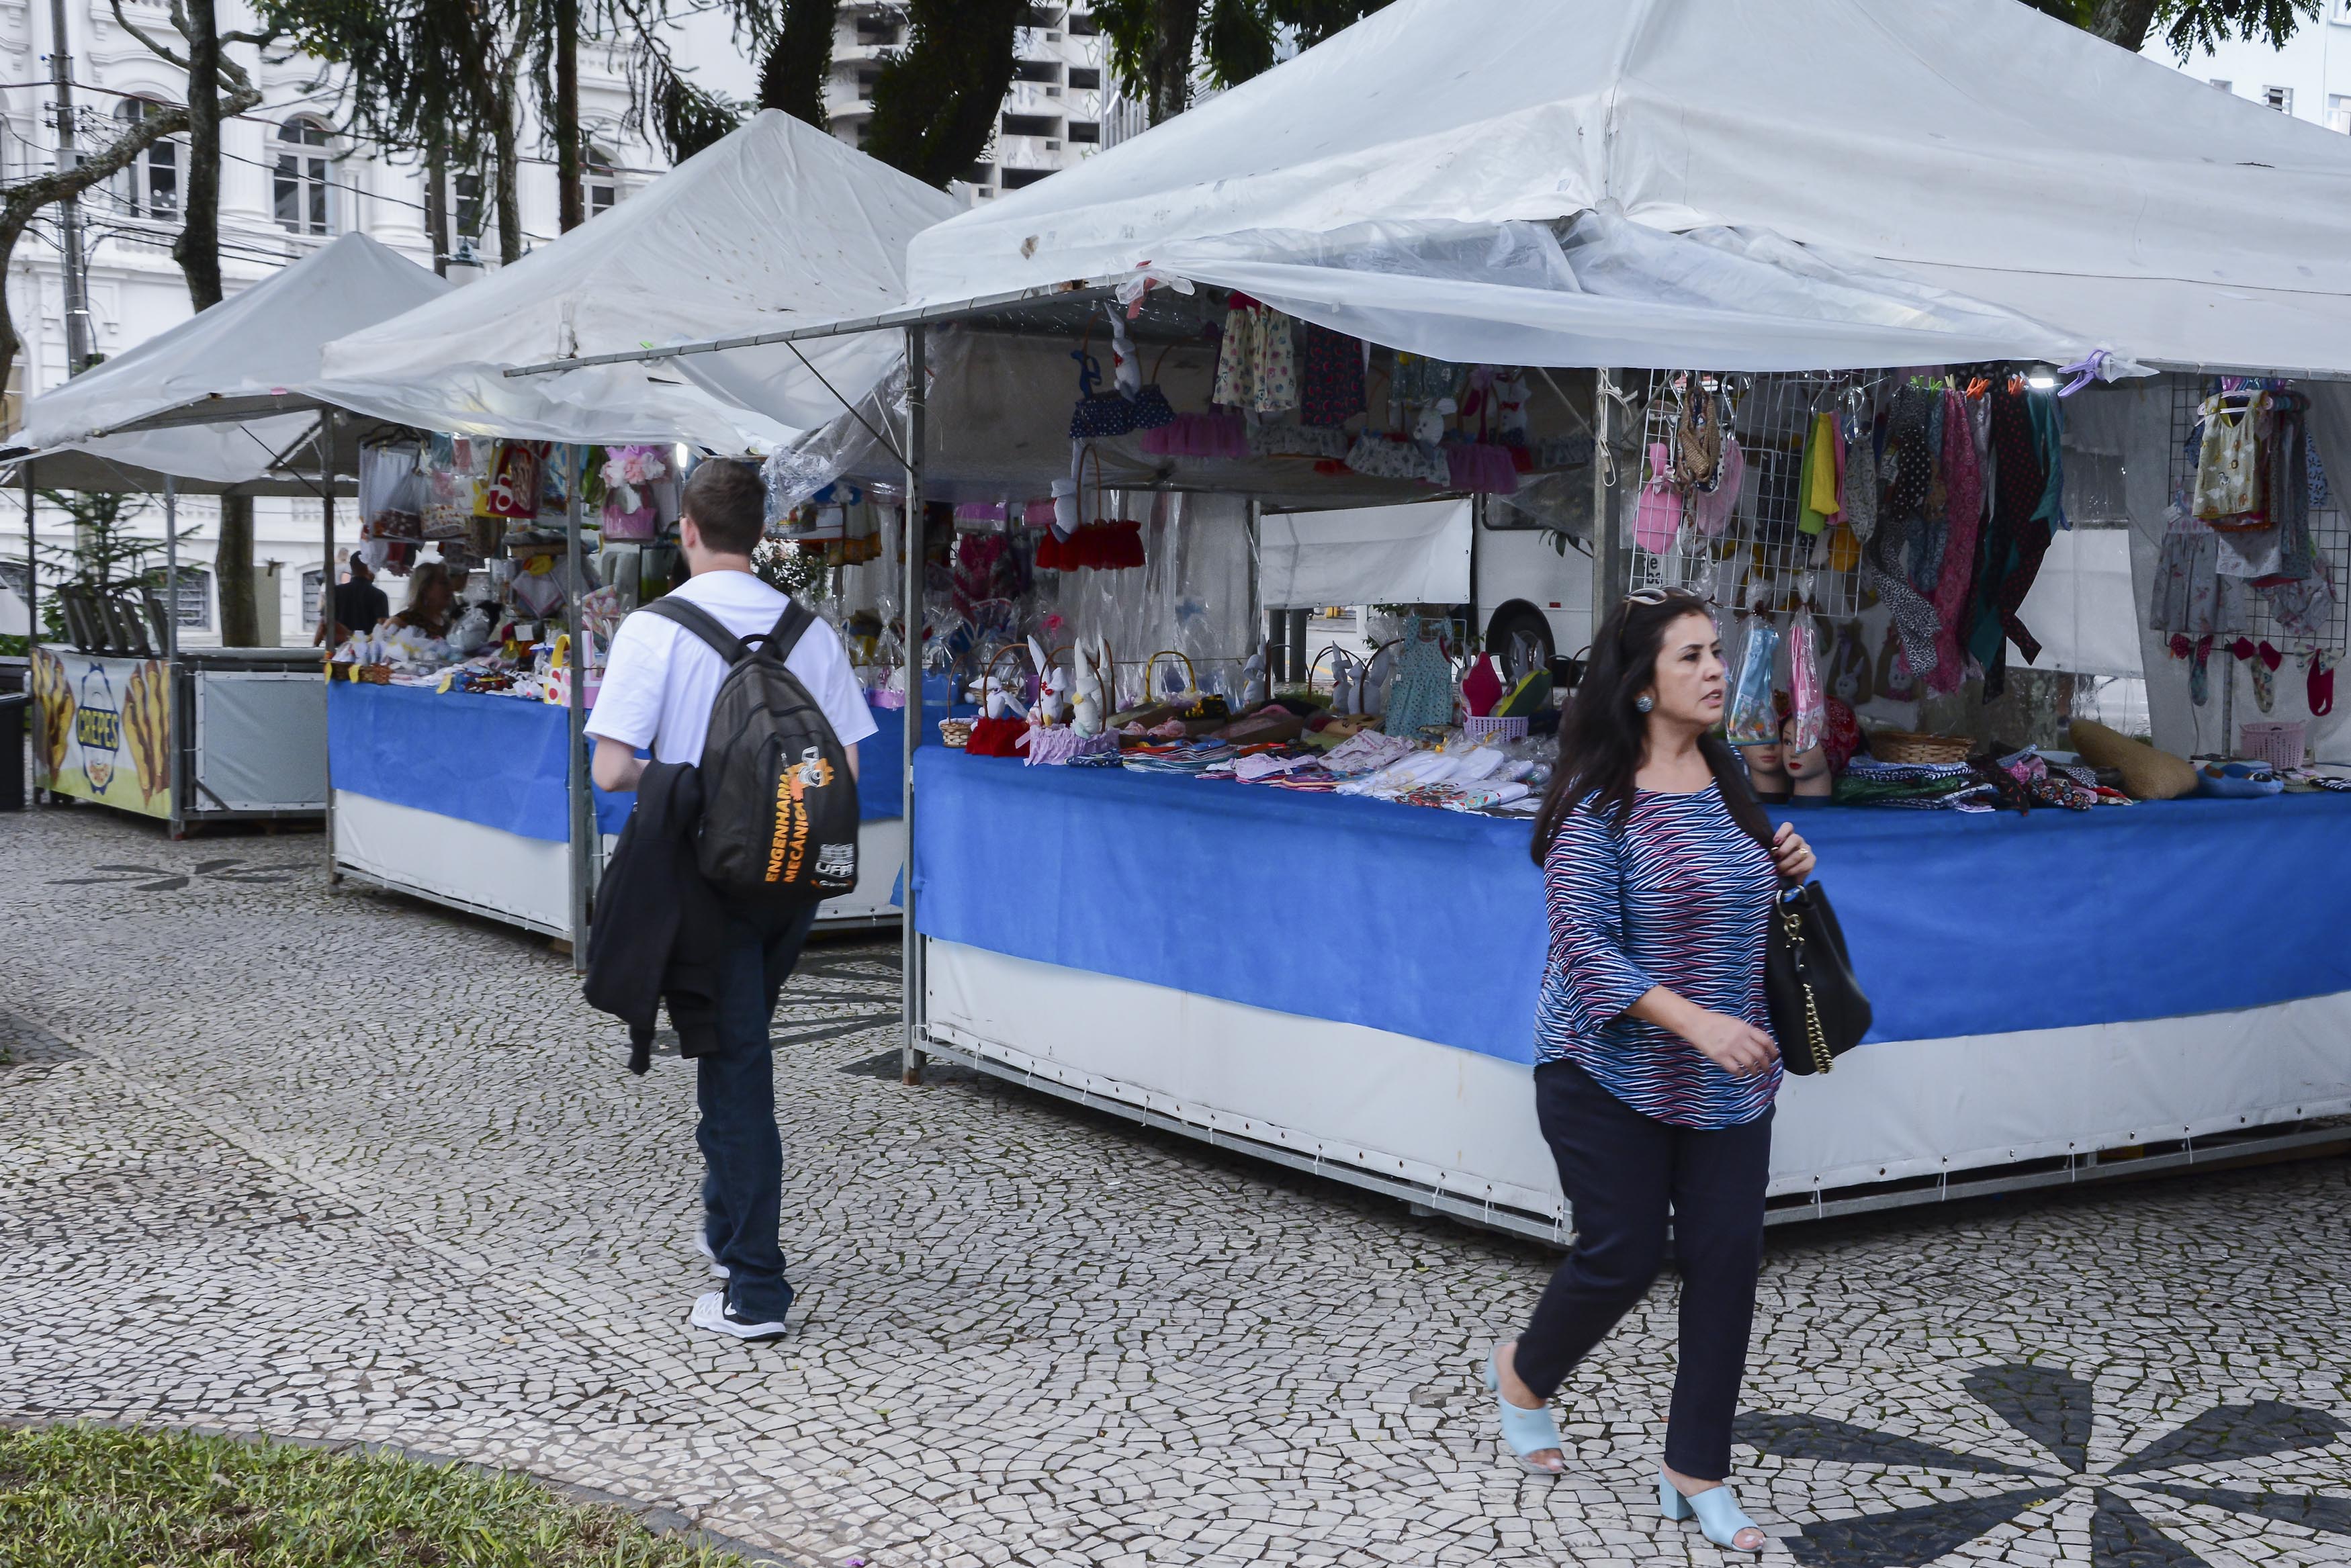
[641,596,859,905]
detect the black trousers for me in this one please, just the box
[1513,1058,1773,1481]
[696,900,819,1323]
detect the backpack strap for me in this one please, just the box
[641,597,751,665]
[749,599,817,665]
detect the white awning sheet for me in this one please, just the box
[310,111,959,453]
[903,0,2351,375]
[12,232,448,487]
[1259,500,1471,607]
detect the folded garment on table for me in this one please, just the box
[1844,757,1975,784]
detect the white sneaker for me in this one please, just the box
[689,1289,788,1342]
[692,1228,729,1280]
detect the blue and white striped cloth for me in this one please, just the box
[1536,784,1781,1129]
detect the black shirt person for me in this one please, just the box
[315,556,390,647]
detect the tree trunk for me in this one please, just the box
[494,60,524,265]
[1149,0,1198,124]
[175,0,225,311]
[760,0,836,127]
[175,0,257,644]
[2090,0,2160,50]
[0,219,22,426]
[554,0,583,231]
[426,146,450,275]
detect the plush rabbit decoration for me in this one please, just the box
[1331,650,1360,716]
[1073,641,1103,735]
[1107,309,1141,399]
[1495,372,1532,446]
[1240,641,1270,711]
[1411,397,1458,448]
[983,672,1028,721]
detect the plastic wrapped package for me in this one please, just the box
[1726,616,1783,745]
[1787,616,1826,754]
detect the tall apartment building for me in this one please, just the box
[824,3,1113,201]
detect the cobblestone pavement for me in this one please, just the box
[4,803,2349,1568]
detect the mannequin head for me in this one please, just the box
[1782,717,1832,798]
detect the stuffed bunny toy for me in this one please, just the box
[983,672,1028,721]
[1330,649,1361,715]
[1073,641,1103,735]
[1240,641,1270,711]
[1411,397,1458,448]
[1107,309,1141,399]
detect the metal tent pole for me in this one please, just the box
[163,477,182,835]
[566,443,590,972]
[321,420,340,886]
[900,325,926,1087]
[1589,368,1620,639]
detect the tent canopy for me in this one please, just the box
[6,231,449,494]
[904,0,2351,376]
[311,110,961,453]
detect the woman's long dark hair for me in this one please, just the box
[1529,588,1718,863]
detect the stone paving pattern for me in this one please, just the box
[4,803,2349,1567]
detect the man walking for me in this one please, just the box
[588,457,876,1340]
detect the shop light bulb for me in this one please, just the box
[2025,365,2059,391]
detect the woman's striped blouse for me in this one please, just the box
[1536,784,1781,1129]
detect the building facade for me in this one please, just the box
[2145,4,2351,130]
[1,0,672,645]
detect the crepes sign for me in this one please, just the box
[32,647,172,819]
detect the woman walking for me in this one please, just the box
[1483,588,1814,1554]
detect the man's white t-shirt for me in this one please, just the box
[586,569,877,765]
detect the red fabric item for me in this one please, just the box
[965,716,1028,757]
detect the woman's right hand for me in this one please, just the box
[1680,1008,1780,1078]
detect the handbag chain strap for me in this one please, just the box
[1780,902,1834,1075]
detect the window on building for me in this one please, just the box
[1002,113,1059,139]
[2264,85,2293,114]
[0,559,28,606]
[856,66,883,100]
[1069,66,1101,91]
[114,99,181,220]
[586,144,619,216]
[1066,120,1100,144]
[965,161,996,185]
[1021,4,1063,26]
[1002,167,1054,189]
[1013,59,1060,83]
[302,567,325,627]
[854,15,901,45]
[1066,9,1098,33]
[451,173,486,244]
[2332,94,2351,132]
[273,118,333,236]
[146,565,211,629]
[2334,0,2351,22]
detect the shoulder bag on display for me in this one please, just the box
[1700,735,1871,1075]
[641,598,860,905]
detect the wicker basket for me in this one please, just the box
[2239,719,2307,769]
[1867,728,1972,766]
[937,717,975,749]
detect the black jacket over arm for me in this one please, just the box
[583,761,730,1072]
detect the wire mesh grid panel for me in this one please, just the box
[2164,378,2349,661]
[1624,370,1884,619]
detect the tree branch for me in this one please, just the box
[1,102,196,224]
[111,0,194,69]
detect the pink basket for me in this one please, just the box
[2238,719,2306,769]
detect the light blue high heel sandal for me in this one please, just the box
[1479,1346,1566,1476]
[1659,1471,1767,1553]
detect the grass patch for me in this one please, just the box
[0,1424,763,1566]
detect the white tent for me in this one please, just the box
[905,0,2351,377]
[312,110,961,454]
[9,231,449,493]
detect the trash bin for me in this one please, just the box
[0,691,25,810]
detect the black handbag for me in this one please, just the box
[1701,736,1872,1075]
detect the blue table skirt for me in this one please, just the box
[329,681,966,843]
[911,746,2351,1060]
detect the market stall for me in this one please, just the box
[507,0,2351,1229]
[302,111,960,941]
[9,232,452,835]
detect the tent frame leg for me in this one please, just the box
[900,324,927,1087]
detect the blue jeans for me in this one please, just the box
[696,901,819,1322]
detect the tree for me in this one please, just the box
[864,0,1027,187]
[757,0,835,129]
[109,0,271,645]
[0,107,201,432]
[28,490,197,643]
[2047,0,2317,54]
[1096,0,1391,126]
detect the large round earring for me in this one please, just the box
[1634,694,1655,713]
